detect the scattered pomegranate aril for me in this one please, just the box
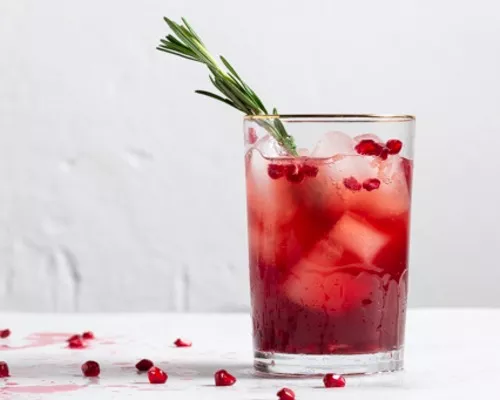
[343,176,362,191]
[301,164,319,177]
[68,337,85,349]
[174,338,192,347]
[386,139,403,154]
[148,366,168,384]
[323,373,346,388]
[81,361,100,377]
[0,329,11,339]
[277,387,295,400]
[66,334,81,342]
[355,139,383,156]
[267,163,285,180]
[214,369,236,386]
[135,359,154,372]
[82,331,95,340]
[285,165,305,183]
[363,178,381,191]
[379,148,389,160]
[247,127,258,144]
[0,361,9,377]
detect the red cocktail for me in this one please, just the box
[245,115,414,375]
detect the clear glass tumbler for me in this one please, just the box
[244,114,415,375]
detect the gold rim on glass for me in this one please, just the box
[244,114,415,122]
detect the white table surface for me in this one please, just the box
[0,309,498,399]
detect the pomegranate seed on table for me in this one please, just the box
[135,359,154,372]
[277,387,295,400]
[355,139,383,156]
[214,369,236,386]
[68,337,85,349]
[0,329,10,339]
[81,361,100,377]
[174,338,192,347]
[363,178,381,191]
[66,334,81,342]
[267,163,285,180]
[323,373,346,388]
[343,176,362,191]
[148,366,168,384]
[386,139,403,154]
[0,361,10,377]
[82,331,95,340]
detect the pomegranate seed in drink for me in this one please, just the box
[386,139,403,154]
[68,337,85,349]
[214,369,236,386]
[174,338,192,347]
[301,164,319,177]
[82,331,95,340]
[343,176,362,191]
[0,329,10,339]
[135,359,154,372]
[362,178,381,191]
[323,373,346,388]
[148,366,168,384]
[355,139,383,156]
[277,387,295,399]
[247,127,258,144]
[268,164,285,180]
[0,361,9,377]
[285,165,305,183]
[81,361,100,377]
[379,148,389,160]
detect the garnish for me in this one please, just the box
[157,17,298,156]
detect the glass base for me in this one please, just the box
[254,348,404,376]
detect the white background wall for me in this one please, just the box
[0,0,499,312]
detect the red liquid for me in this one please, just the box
[246,146,412,355]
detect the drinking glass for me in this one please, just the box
[244,114,415,375]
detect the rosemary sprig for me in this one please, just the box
[157,17,298,156]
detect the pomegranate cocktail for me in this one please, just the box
[246,120,414,374]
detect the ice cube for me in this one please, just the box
[311,131,356,158]
[330,212,390,263]
[255,134,288,158]
[283,217,387,313]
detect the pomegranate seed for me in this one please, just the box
[267,163,285,180]
[82,331,94,340]
[386,139,403,154]
[401,157,413,191]
[81,361,100,377]
[277,387,295,400]
[379,148,389,160]
[343,176,362,191]
[285,165,305,183]
[0,361,10,377]
[363,178,381,191]
[323,373,346,388]
[247,127,258,144]
[148,366,168,384]
[174,338,192,347]
[355,139,383,156]
[135,359,154,372]
[214,369,236,386]
[68,337,85,349]
[301,164,319,177]
[0,329,10,339]
[66,334,81,342]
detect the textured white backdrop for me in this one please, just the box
[0,0,499,311]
